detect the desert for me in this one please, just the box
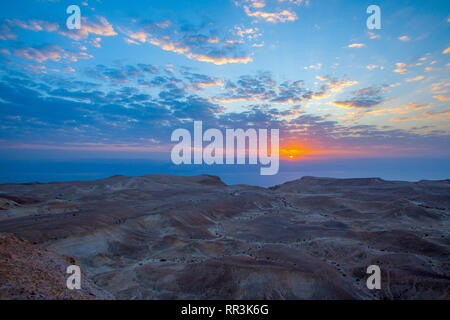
[0,174,448,300]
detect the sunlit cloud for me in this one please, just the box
[348,43,365,48]
[13,45,89,63]
[390,116,424,122]
[59,16,117,40]
[424,109,450,116]
[368,32,380,39]
[332,86,384,109]
[236,0,308,23]
[304,63,322,70]
[406,75,424,82]
[5,18,59,32]
[121,21,254,65]
[431,82,449,94]
[393,62,410,74]
[244,6,297,23]
[433,95,450,101]
[366,64,384,70]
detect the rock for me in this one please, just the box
[0,233,114,300]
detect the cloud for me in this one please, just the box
[362,102,431,118]
[398,35,410,42]
[181,71,223,90]
[90,37,102,48]
[1,67,448,158]
[213,72,358,104]
[59,16,117,40]
[232,26,261,40]
[84,63,159,83]
[5,18,59,32]
[243,6,297,23]
[366,64,384,70]
[406,75,424,82]
[213,72,308,103]
[433,95,450,101]
[404,102,431,111]
[348,43,365,48]
[304,63,322,70]
[236,0,307,23]
[368,32,380,39]
[431,82,449,94]
[332,86,384,109]
[0,18,59,41]
[443,47,450,54]
[13,45,64,63]
[124,37,139,45]
[13,45,92,63]
[184,53,252,65]
[390,116,423,122]
[307,77,358,100]
[393,62,410,74]
[320,77,358,93]
[0,24,16,40]
[121,21,253,65]
[424,109,450,116]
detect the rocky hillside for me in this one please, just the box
[0,232,113,299]
[0,174,448,299]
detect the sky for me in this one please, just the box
[0,0,449,186]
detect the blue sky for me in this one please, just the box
[0,0,449,185]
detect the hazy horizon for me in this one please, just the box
[1,0,449,186]
[1,155,449,187]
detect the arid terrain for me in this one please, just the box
[0,174,449,299]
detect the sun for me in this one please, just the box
[280,145,310,160]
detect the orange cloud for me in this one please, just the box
[244,6,297,23]
[185,53,253,65]
[406,75,424,82]
[431,82,449,94]
[393,62,410,74]
[327,79,358,92]
[433,95,450,101]
[368,32,380,39]
[128,31,148,43]
[424,110,450,116]
[404,102,431,110]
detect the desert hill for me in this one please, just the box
[0,174,448,299]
